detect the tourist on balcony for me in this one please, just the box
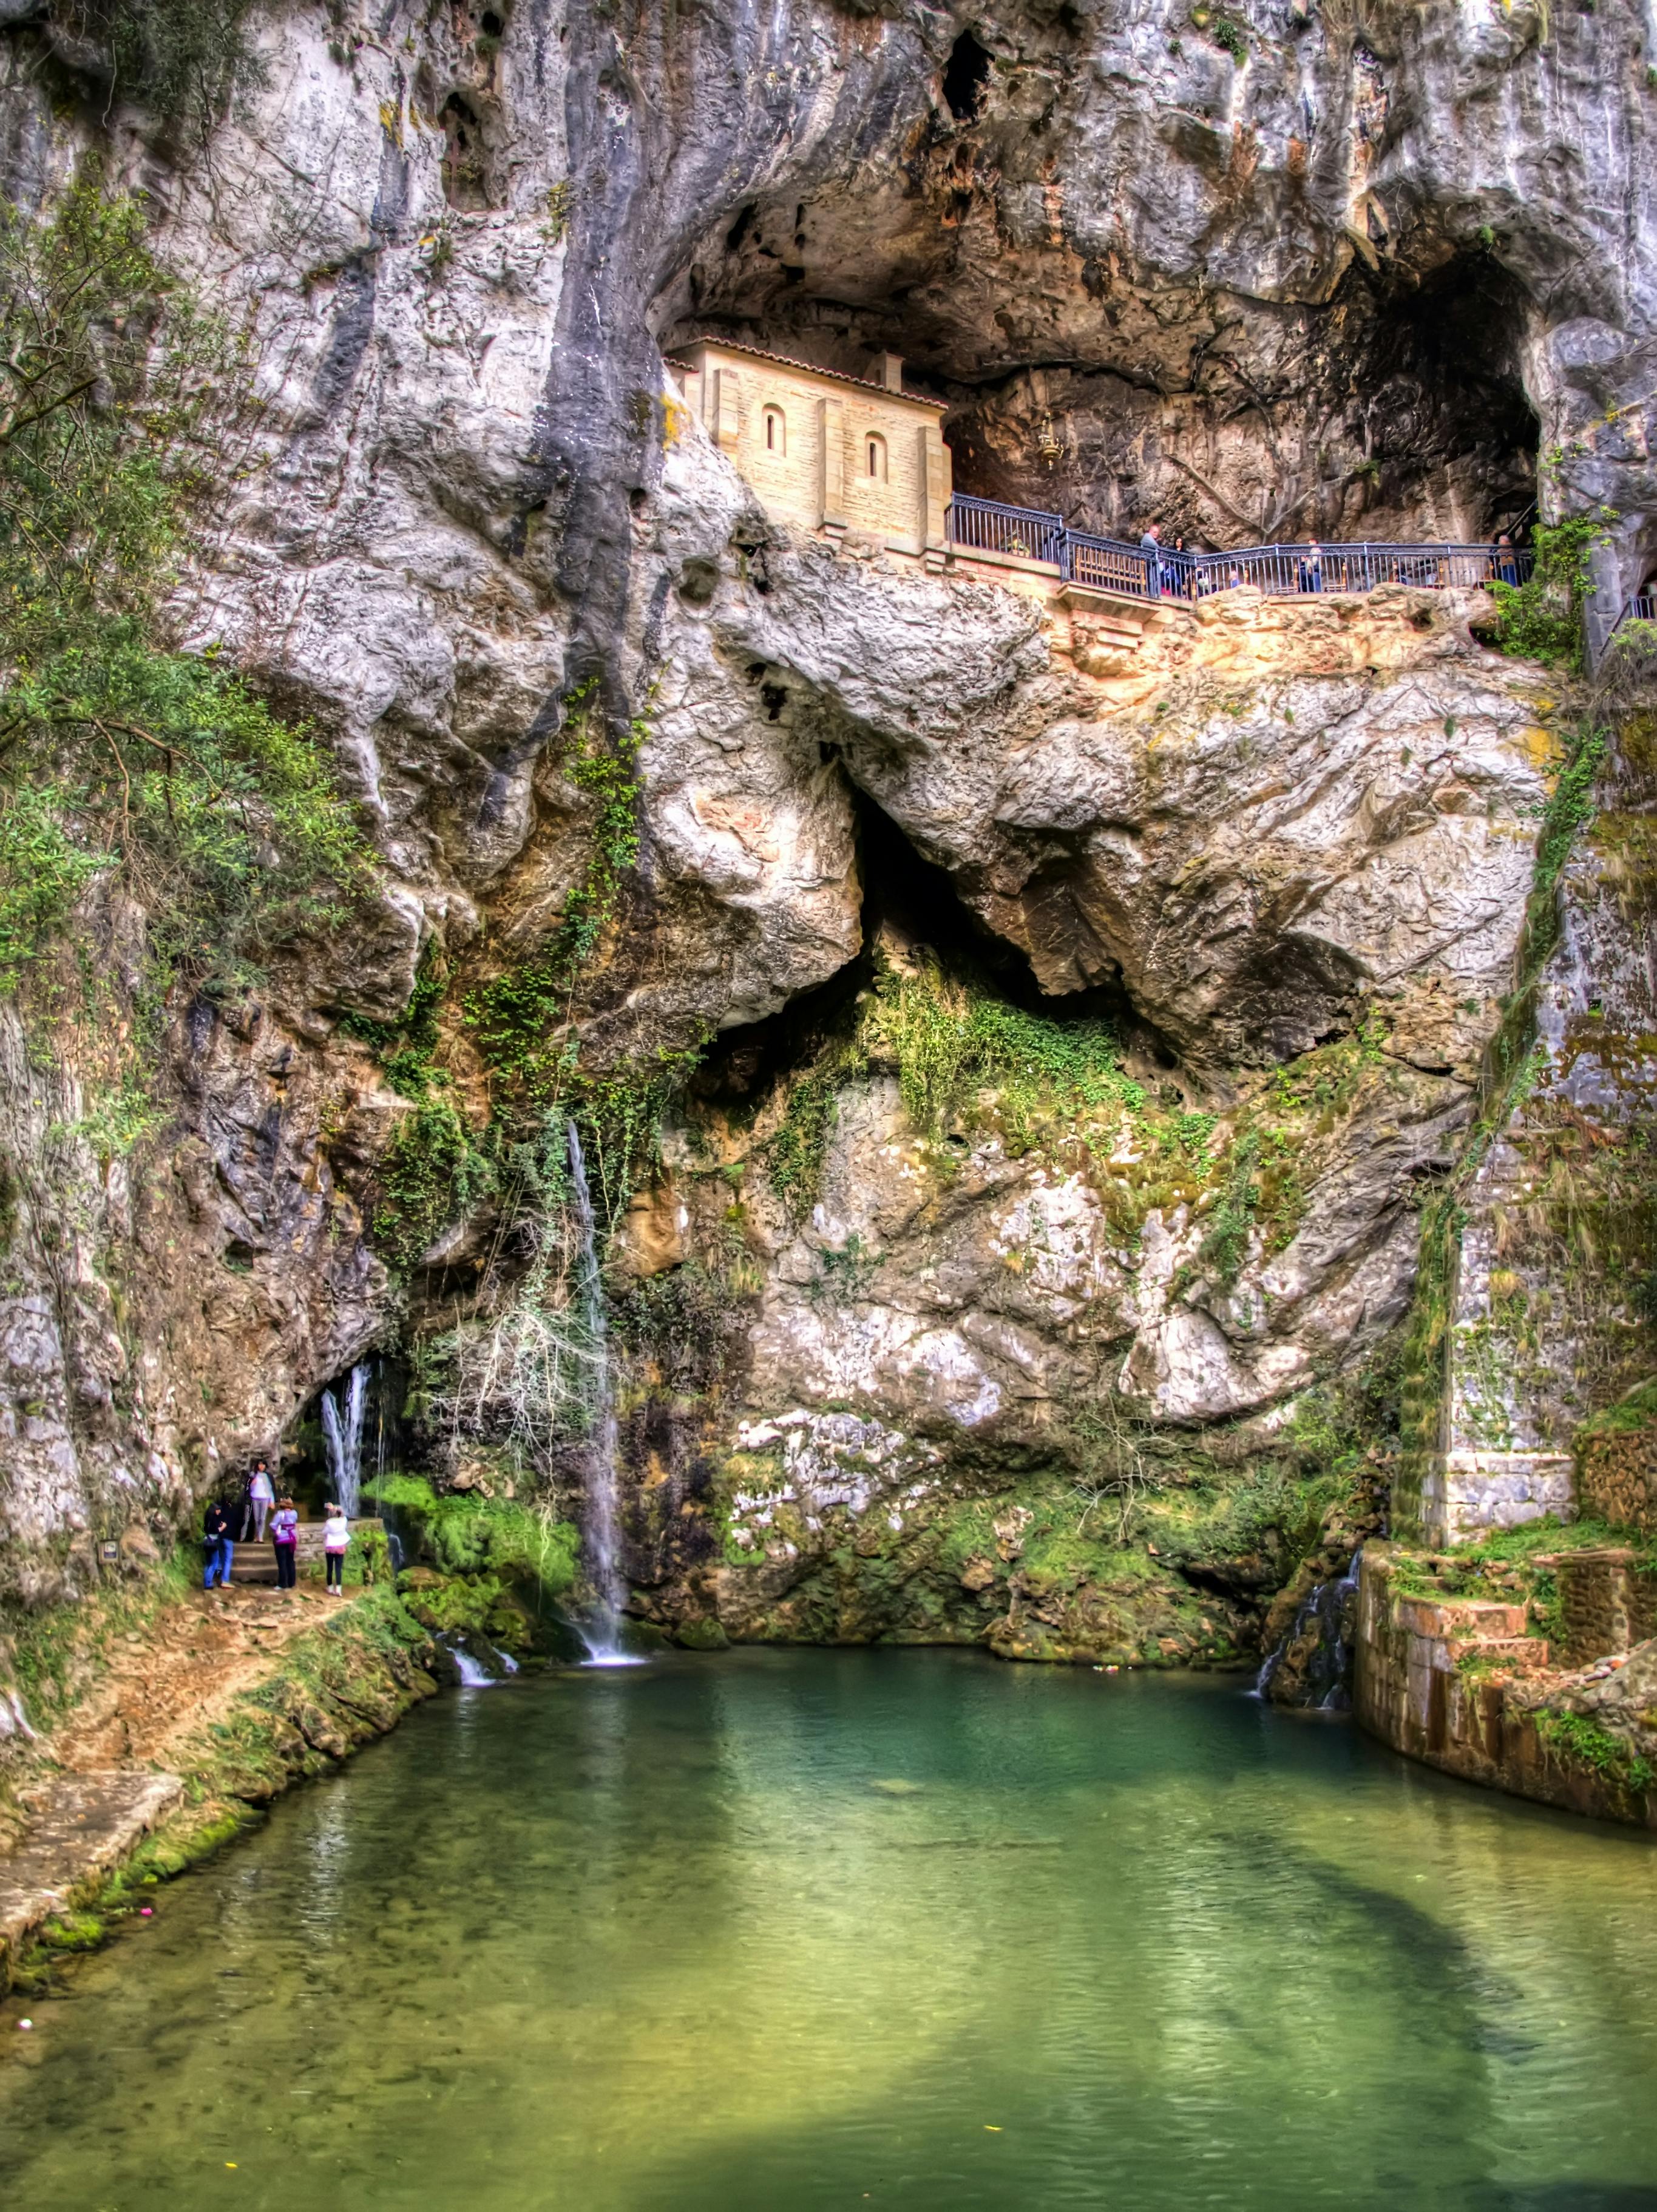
[1491,533,1520,588]
[1298,540,1324,594]
[1139,521,1162,597]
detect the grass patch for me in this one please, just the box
[1535,1709,1655,1794]
[367,1473,579,1593]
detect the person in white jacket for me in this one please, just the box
[322,1502,350,1596]
[245,1459,275,1542]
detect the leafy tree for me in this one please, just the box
[43,0,265,135]
[1489,513,1610,674]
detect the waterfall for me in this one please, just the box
[1252,1545,1364,1709]
[567,1120,629,1661]
[1252,1640,1285,1701]
[442,1638,521,1687]
[320,1361,370,1518]
[1317,1547,1366,1712]
[449,1642,499,1688]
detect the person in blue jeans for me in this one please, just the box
[203,1496,234,1589]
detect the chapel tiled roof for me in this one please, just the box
[665,336,947,410]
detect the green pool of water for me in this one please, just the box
[4,1649,1656,2211]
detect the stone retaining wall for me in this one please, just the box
[1354,1549,1657,1826]
[1543,1548,1657,1669]
[1576,1414,1657,1532]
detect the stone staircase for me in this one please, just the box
[227,1518,384,1585]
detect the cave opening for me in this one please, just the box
[440,92,493,211]
[657,116,1543,566]
[692,782,1146,1112]
[942,29,992,122]
[275,1355,410,1519]
[1359,251,1539,543]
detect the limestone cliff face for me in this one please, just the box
[1395,705,1657,1547]
[0,0,1649,1647]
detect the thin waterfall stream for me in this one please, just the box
[1253,1545,1365,1708]
[567,1119,632,1663]
[320,1361,370,1518]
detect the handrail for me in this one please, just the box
[944,498,1536,602]
[945,492,1066,566]
[1610,594,1657,639]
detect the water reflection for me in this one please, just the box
[2,1653,1654,2212]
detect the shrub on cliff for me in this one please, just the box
[1489,514,1607,673]
[42,0,265,135]
[0,169,366,999]
[370,1474,580,1595]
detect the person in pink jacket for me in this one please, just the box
[271,1495,299,1594]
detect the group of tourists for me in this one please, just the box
[1134,521,1525,598]
[201,1459,353,1596]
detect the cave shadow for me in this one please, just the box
[691,781,1150,1109]
[1362,249,1539,541]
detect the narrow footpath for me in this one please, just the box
[1,1574,441,2000]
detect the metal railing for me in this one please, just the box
[944,492,1066,566]
[1066,529,1165,599]
[1611,594,1657,638]
[944,497,1535,602]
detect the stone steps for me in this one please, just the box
[1446,1635,1552,1670]
[220,1519,384,1584]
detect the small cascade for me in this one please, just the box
[1251,1641,1285,1701]
[438,1635,523,1687]
[567,1120,629,1662]
[320,1362,370,1518]
[448,1642,500,1688]
[1253,1546,1365,1710]
[1317,1547,1366,1712]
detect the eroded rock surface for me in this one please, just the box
[0,0,1646,1682]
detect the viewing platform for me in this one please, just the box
[228,1516,385,1584]
[944,492,1533,611]
[665,339,1536,685]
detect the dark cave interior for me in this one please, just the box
[693,782,1153,1114]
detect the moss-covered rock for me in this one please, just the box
[675,1616,730,1650]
